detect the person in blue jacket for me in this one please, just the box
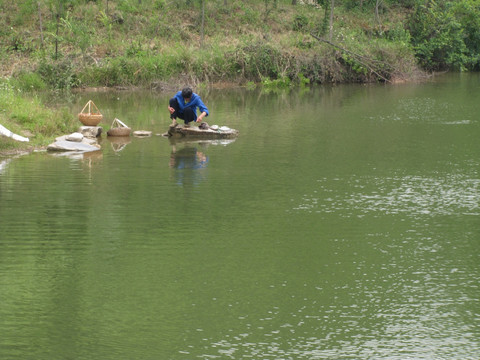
[168,87,209,127]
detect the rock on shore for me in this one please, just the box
[47,127,102,152]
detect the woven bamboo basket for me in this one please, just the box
[107,118,131,137]
[78,100,103,126]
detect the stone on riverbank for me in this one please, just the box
[133,130,152,137]
[79,126,103,138]
[66,132,84,142]
[47,134,100,152]
[167,124,239,139]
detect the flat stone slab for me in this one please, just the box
[167,125,239,139]
[47,140,100,152]
[133,130,152,137]
[55,135,98,145]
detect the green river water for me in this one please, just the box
[0,74,479,359]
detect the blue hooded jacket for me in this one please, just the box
[173,91,209,121]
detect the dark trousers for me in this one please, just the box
[169,98,195,124]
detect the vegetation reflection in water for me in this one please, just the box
[0,74,479,359]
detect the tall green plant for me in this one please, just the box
[408,0,480,70]
[61,11,92,56]
[452,0,480,70]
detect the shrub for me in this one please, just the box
[37,59,81,89]
[11,72,47,92]
[407,0,480,71]
[293,14,309,32]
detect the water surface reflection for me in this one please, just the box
[1,74,479,360]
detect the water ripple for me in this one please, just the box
[292,175,479,217]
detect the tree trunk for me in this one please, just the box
[55,13,59,59]
[329,0,334,41]
[375,0,382,25]
[37,2,44,47]
[54,0,64,60]
[200,0,205,47]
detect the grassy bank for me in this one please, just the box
[1,0,426,90]
[0,80,77,154]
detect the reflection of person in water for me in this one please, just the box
[169,145,209,186]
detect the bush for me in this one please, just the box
[11,72,47,91]
[408,0,480,71]
[37,59,81,89]
[293,14,309,32]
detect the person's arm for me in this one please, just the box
[197,111,207,122]
[195,96,209,121]
[168,96,176,115]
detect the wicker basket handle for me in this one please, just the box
[80,100,101,115]
[112,118,129,128]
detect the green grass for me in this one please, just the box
[0,80,77,152]
[0,0,423,89]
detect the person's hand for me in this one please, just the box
[197,112,206,122]
[168,106,175,114]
